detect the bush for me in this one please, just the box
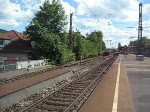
[60,44,75,64]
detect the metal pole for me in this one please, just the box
[69,13,73,50]
[138,2,142,55]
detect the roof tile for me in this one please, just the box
[0,31,30,41]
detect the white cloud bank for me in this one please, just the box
[0,0,150,48]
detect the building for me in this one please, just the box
[0,30,32,65]
[118,45,128,54]
[128,45,137,54]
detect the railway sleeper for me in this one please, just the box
[63,88,84,93]
[62,89,82,93]
[48,97,74,102]
[44,100,70,106]
[65,87,85,90]
[64,87,85,91]
[55,94,77,99]
[73,81,91,85]
[68,85,87,88]
[67,83,89,87]
[59,92,80,96]
[72,81,90,84]
[35,105,64,112]
[71,83,90,87]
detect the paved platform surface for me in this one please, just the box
[80,56,135,112]
[122,54,150,112]
[80,54,150,112]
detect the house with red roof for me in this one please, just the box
[0,30,32,65]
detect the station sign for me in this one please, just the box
[7,57,20,61]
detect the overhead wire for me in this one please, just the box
[80,0,112,36]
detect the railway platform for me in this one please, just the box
[1,54,150,112]
[80,55,142,112]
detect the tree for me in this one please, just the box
[72,32,83,60]
[102,41,106,52]
[118,43,121,50]
[25,0,74,64]
[87,31,103,55]
[26,0,67,38]
[0,29,7,34]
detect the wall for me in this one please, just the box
[0,59,46,73]
[0,52,28,65]
[17,60,45,69]
[0,52,28,58]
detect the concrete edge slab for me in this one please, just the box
[0,71,73,109]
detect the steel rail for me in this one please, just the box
[21,55,117,112]
[64,56,116,112]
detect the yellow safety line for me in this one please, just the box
[112,58,121,112]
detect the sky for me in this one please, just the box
[0,0,150,48]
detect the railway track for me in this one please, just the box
[20,55,117,112]
[0,56,100,85]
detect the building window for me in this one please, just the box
[0,40,4,46]
[4,40,11,45]
[0,61,4,65]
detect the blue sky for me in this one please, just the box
[0,0,150,48]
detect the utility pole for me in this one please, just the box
[138,2,142,55]
[69,13,73,50]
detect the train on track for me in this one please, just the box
[102,50,119,56]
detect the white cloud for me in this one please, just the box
[72,0,150,48]
[0,0,76,27]
[0,19,22,27]
[0,0,34,27]
[74,0,140,22]
[62,2,75,15]
[1,0,150,48]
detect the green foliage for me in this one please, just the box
[25,0,75,64]
[141,37,150,48]
[0,29,7,34]
[72,32,83,60]
[131,37,150,49]
[102,41,106,52]
[118,43,121,50]
[86,31,103,55]
[32,34,60,61]
[130,37,150,53]
[82,39,98,58]
[72,31,105,60]
[25,0,106,64]
[60,45,75,64]
[25,0,67,38]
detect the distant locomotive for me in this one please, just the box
[102,51,112,56]
[102,50,119,57]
